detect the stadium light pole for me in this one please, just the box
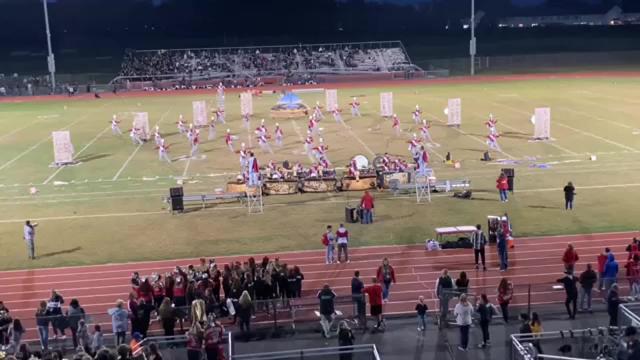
[470,0,476,76]
[42,0,56,93]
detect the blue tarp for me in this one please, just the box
[277,92,303,109]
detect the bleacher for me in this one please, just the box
[116,41,422,82]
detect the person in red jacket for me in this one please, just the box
[363,277,385,330]
[597,248,610,291]
[376,258,396,303]
[496,173,509,202]
[562,243,579,274]
[360,191,375,224]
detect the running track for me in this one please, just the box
[0,231,637,341]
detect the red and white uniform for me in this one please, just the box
[208,118,216,140]
[154,126,162,146]
[417,148,430,173]
[391,114,400,136]
[304,133,314,154]
[307,117,319,134]
[247,155,260,186]
[177,116,186,134]
[348,159,360,179]
[239,145,248,169]
[190,130,200,157]
[313,102,324,120]
[158,139,170,163]
[412,105,422,124]
[395,159,408,172]
[419,121,433,143]
[225,130,234,152]
[274,124,284,146]
[381,154,391,171]
[408,135,422,154]
[257,134,272,153]
[487,133,501,151]
[293,162,304,176]
[319,157,331,169]
[215,108,225,124]
[111,116,122,135]
[130,128,143,145]
[350,98,361,117]
[309,163,320,178]
[332,108,343,124]
[485,115,498,136]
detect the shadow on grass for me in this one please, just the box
[76,153,110,163]
[528,205,560,210]
[38,246,82,259]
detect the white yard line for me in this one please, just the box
[112,109,171,181]
[340,122,375,157]
[561,101,633,130]
[42,126,111,184]
[0,122,37,142]
[0,104,108,172]
[492,99,639,153]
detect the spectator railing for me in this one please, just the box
[511,327,623,360]
[229,344,381,360]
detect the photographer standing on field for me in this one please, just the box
[23,220,38,260]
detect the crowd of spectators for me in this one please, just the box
[0,74,53,96]
[118,45,416,79]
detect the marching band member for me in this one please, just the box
[319,156,331,170]
[130,127,143,145]
[381,153,391,171]
[416,146,430,176]
[487,133,502,152]
[190,129,200,157]
[309,163,320,178]
[313,101,324,120]
[154,126,162,146]
[350,97,361,117]
[293,161,304,177]
[177,115,186,135]
[259,119,268,136]
[412,105,422,124]
[274,123,284,147]
[419,120,435,144]
[304,131,314,156]
[239,143,248,170]
[348,158,360,181]
[217,82,225,99]
[158,138,171,163]
[215,108,225,124]
[242,112,251,130]
[391,113,401,136]
[257,132,273,154]
[208,116,216,140]
[485,113,499,136]
[395,158,408,172]
[247,152,260,187]
[187,123,194,143]
[307,116,320,135]
[225,129,234,152]
[110,115,122,135]
[332,108,343,124]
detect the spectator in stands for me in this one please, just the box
[360,191,374,224]
[147,342,163,360]
[578,264,597,313]
[174,268,188,307]
[323,225,336,265]
[158,298,177,337]
[186,318,204,360]
[318,284,337,338]
[351,271,366,329]
[204,317,225,360]
[607,284,623,326]
[127,292,140,337]
[519,313,532,336]
[47,289,66,340]
[497,278,513,323]
[363,278,384,331]
[293,266,304,298]
[597,248,610,291]
[16,344,30,360]
[471,224,487,271]
[5,318,24,354]
[496,173,509,202]
[66,298,86,349]
[454,294,473,352]
[117,344,133,360]
[603,252,619,299]
[455,272,470,294]
[557,270,578,319]
[337,321,356,360]
[476,294,494,348]
[376,258,396,303]
[137,298,155,338]
[415,296,428,332]
[436,269,454,327]
[164,273,175,302]
[35,301,49,351]
[496,225,509,272]
[0,301,10,347]
[237,290,253,341]
[77,319,91,353]
[562,243,579,273]
[286,268,297,300]
[336,224,350,264]
[623,326,640,359]
[108,299,129,346]
[152,274,165,310]
[92,324,104,355]
[563,182,576,210]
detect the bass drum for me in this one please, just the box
[353,155,369,170]
[372,155,386,170]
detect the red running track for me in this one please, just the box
[1,231,638,341]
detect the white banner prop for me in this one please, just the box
[325,89,338,112]
[240,92,253,115]
[52,131,74,164]
[380,92,393,117]
[447,98,461,127]
[133,112,150,140]
[533,107,551,140]
[192,101,209,127]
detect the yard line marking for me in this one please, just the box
[491,100,639,153]
[0,104,108,172]
[42,126,111,184]
[0,122,37,142]
[561,100,633,130]
[112,109,171,181]
[340,122,375,157]
[1,182,640,224]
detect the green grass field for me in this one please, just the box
[0,76,639,270]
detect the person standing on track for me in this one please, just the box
[471,224,487,271]
[336,224,350,264]
[351,271,366,330]
[497,226,509,272]
[322,225,336,265]
[454,294,473,352]
[23,220,38,260]
[578,264,597,313]
[376,258,396,303]
[557,270,578,319]
[436,269,454,328]
[317,284,337,338]
[562,243,579,274]
[497,278,513,324]
[363,278,385,331]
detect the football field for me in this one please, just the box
[0,74,639,270]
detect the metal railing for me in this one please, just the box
[229,344,382,360]
[511,327,623,360]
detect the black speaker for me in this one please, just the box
[171,196,184,212]
[170,187,184,197]
[345,206,357,223]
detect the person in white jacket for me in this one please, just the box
[454,294,473,352]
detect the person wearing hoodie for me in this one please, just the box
[597,248,610,291]
[603,253,619,299]
[557,271,578,319]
